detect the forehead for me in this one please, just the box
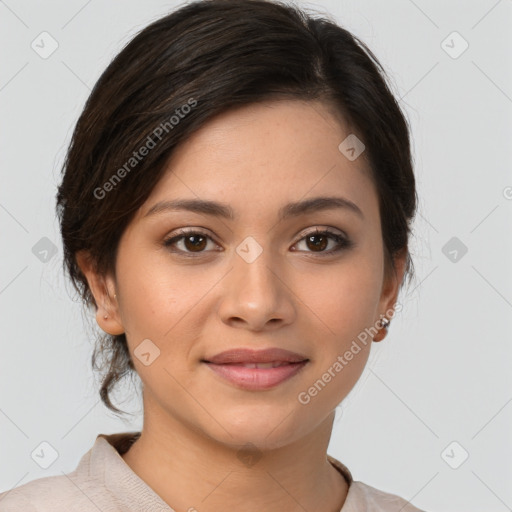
[138,99,378,223]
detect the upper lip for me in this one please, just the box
[203,348,309,365]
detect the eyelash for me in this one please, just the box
[162,227,353,258]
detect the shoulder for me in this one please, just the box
[327,455,426,512]
[0,433,128,512]
[0,472,103,512]
[348,480,427,512]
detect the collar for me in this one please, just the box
[81,431,364,511]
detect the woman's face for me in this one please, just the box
[82,99,405,449]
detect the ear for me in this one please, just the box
[75,250,125,336]
[376,247,407,323]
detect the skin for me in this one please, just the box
[77,99,406,512]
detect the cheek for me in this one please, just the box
[115,246,217,378]
[114,248,178,349]
[116,243,187,330]
[297,255,383,341]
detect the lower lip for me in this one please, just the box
[204,361,308,390]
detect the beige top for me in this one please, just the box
[0,431,426,511]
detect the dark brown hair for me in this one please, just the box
[56,0,417,416]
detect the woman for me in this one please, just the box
[0,0,425,510]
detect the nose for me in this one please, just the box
[217,246,296,332]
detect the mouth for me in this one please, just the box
[201,348,310,391]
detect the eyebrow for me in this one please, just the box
[143,195,364,221]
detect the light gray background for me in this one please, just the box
[1,1,511,510]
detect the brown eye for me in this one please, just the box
[182,233,208,252]
[163,230,217,255]
[164,227,352,258]
[305,233,329,252]
[293,229,352,256]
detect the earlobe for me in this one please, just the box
[96,304,125,336]
[372,317,390,342]
[75,250,125,336]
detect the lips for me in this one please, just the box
[202,348,309,391]
[203,348,309,365]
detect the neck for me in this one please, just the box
[121,402,349,512]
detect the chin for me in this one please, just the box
[203,403,314,452]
